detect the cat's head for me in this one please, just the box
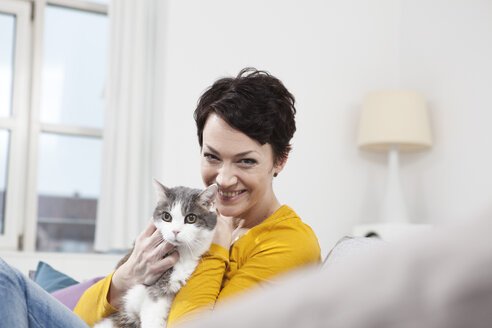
[152,179,218,248]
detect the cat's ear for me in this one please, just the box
[198,184,218,211]
[153,178,170,202]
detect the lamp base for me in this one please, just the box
[381,146,409,224]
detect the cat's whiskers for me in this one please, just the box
[156,235,169,251]
[183,239,198,259]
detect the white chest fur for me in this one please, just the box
[122,243,210,328]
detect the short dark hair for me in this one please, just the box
[194,68,297,166]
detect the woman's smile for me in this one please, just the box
[218,189,247,201]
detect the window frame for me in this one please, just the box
[0,0,31,250]
[0,0,108,251]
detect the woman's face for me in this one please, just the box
[200,114,283,221]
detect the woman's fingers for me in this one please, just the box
[213,213,234,248]
[159,241,175,257]
[142,247,179,286]
[146,228,164,248]
[137,220,163,251]
[155,251,179,273]
[139,218,157,239]
[147,238,174,261]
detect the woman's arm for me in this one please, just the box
[74,273,116,326]
[167,218,321,326]
[217,223,321,301]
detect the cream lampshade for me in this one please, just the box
[358,89,432,223]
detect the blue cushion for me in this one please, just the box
[33,261,79,293]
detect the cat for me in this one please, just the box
[94,180,218,328]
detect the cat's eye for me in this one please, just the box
[185,214,197,224]
[161,212,172,222]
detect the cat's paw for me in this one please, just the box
[168,280,185,294]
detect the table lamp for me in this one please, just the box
[358,89,432,224]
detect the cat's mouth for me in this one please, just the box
[166,239,181,247]
[218,189,246,200]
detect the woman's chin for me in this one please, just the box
[216,204,241,218]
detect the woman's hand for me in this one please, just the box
[108,219,179,308]
[212,212,234,249]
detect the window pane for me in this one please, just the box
[37,133,102,252]
[0,13,15,118]
[0,129,9,234]
[40,6,108,128]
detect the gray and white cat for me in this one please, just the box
[94,180,218,328]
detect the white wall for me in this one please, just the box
[154,0,492,257]
[399,0,492,226]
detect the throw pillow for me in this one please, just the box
[51,276,104,310]
[33,261,79,293]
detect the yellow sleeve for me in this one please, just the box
[218,222,321,300]
[167,219,320,326]
[74,272,118,326]
[167,243,229,327]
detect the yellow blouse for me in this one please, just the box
[74,205,321,327]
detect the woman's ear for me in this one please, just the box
[273,156,288,177]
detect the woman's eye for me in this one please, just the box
[185,214,197,224]
[162,212,172,222]
[204,153,220,162]
[240,158,257,165]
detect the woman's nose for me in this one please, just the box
[215,166,237,188]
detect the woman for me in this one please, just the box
[76,68,321,326]
[0,68,320,327]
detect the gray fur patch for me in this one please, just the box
[147,267,175,300]
[105,311,141,328]
[153,186,217,230]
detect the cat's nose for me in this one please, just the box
[173,230,180,236]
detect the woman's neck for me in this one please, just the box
[232,195,282,230]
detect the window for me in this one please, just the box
[35,3,108,252]
[0,0,109,252]
[0,12,15,234]
[0,0,30,250]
